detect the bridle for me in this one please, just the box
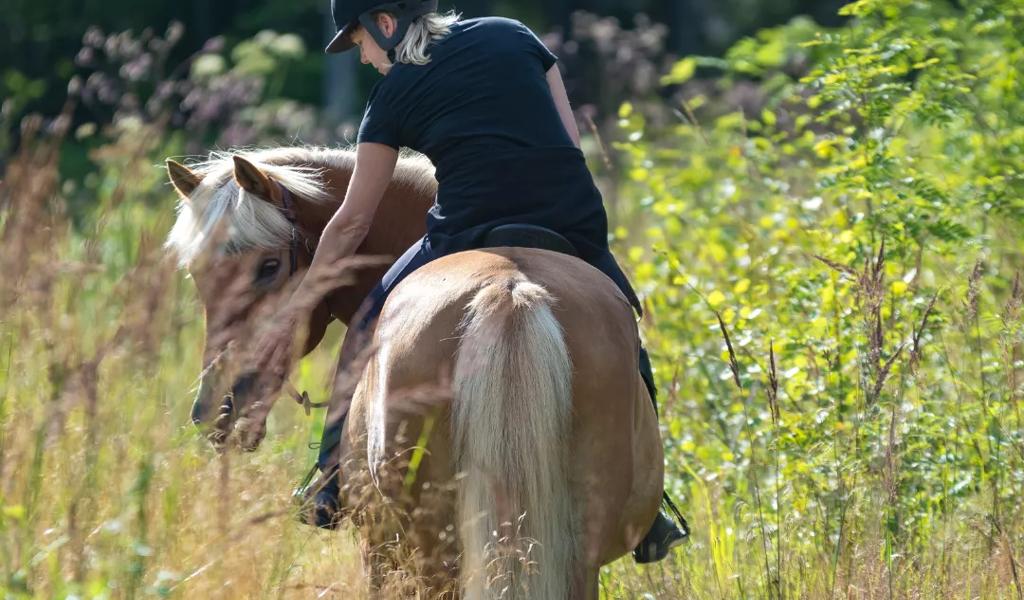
[275,180,302,276]
[271,180,327,414]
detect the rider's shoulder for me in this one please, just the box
[458,16,534,36]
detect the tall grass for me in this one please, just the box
[1,115,366,598]
[3,1,1024,597]
[4,103,1022,600]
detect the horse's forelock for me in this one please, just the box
[164,148,343,267]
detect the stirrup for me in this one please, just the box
[292,463,320,503]
[662,491,691,537]
[294,465,343,530]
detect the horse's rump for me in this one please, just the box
[348,248,663,598]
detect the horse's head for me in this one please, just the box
[165,153,335,450]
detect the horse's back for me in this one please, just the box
[383,247,639,351]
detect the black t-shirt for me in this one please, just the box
[357,17,610,258]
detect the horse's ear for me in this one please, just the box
[166,159,201,199]
[232,155,280,206]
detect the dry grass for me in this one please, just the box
[2,117,1024,599]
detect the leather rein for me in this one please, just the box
[274,180,327,414]
[276,180,301,276]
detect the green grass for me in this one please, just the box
[1,138,1021,600]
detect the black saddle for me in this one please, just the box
[482,224,579,258]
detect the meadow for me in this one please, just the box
[2,0,1023,598]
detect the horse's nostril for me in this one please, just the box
[191,400,205,427]
[231,371,258,399]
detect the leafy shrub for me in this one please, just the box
[610,0,1024,596]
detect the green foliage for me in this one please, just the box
[3,1,1024,598]
[610,0,1024,596]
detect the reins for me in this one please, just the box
[284,380,327,413]
[273,180,328,414]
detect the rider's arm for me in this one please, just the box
[546,65,581,149]
[293,142,398,303]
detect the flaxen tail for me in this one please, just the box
[453,277,576,599]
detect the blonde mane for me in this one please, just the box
[165,147,436,267]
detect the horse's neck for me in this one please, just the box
[301,159,434,325]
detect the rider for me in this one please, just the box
[265,0,688,563]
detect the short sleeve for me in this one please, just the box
[357,80,402,149]
[514,20,559,72]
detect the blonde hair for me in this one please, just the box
[387,10,460,66]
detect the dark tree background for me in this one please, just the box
[2,0,847,120]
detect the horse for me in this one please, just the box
[165,147,664,599]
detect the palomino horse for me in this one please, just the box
[165,147,664,599]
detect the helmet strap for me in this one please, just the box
[358,1,438,53]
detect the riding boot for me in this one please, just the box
[633,347,690,563]
[294,406,348,530]
[294,311,382,531]
[295,464,343,529]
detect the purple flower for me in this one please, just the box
[67,76,83,97]
[166,22,184,45]
[203,36,226,53]
[83,27,105,49]
[120,54,153,82]
[76,47,95,67]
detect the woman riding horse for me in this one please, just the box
[251,0,686,563]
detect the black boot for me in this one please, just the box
[294,466,343,530]
[633,510,689,563]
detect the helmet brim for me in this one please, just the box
[325,22,358,54]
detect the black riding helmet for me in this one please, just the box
[326,0,439,55]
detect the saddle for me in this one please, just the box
[483,224,643,316]
[482,224,579,257]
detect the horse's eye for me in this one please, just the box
[255,258,281,283]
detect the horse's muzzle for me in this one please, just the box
[191,371,255,437]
